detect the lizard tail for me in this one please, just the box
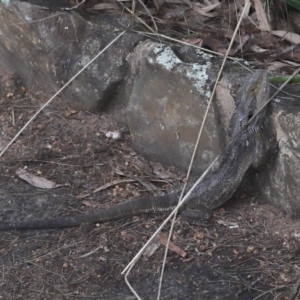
[0,192,180,230]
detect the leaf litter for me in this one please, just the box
[1,0,300,298]
[78,0,300,68]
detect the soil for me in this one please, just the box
[1,67,300,300]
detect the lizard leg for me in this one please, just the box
[180,206,213,225]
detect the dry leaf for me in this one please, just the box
[272,31,300,44]
[253,0,270,31]
[88,3,119,11]
[157,232,187,258]
[182,37,203,46]
[16,168,57,189]
[249,44,267,53]
[114,168,125,176]
[65,109,77,117]
[121,231,135,242]
[182,0,213,17]
[81,200,99,208]
[151,162,177,179]
[202,37,228,54]
[201,3,220,13]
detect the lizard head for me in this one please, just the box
[229,70,269,138]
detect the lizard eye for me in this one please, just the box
[249,85,258,95]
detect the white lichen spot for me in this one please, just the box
[64,26,69,30]
[160,96,168,105]
[2,0,10,7]
[25,15,32,22]
[159,123,165,130]
[153,46,182,71]
[81,56,90,67]
[186,63,212,99]
[202,150,210,162]
[243,60,250,66]
[185,117,198,127]
[195,49,214,60]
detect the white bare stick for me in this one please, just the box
[156,1,252,299]
[124,262,142,300]
[0,30,126,158]
[122,155,218,275]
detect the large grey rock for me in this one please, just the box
[257,95,300,217]
[127,42,252,173]
[127,42,224,173]
[0,0,143,117]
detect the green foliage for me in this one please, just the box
[284,0,300,10]
[269,75,300,84]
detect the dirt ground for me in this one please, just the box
[1,67,300,300]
